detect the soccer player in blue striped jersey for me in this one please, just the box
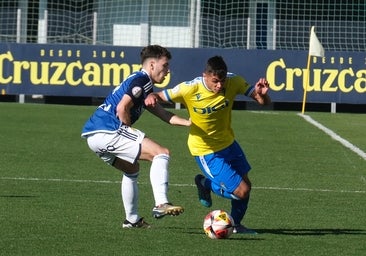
[145,56,271,234]
[81,45,191,228]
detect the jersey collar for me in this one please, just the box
[202,76,213,92]
[141,69,153,83]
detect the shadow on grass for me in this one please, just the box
[135,226,365,239]
[162,226,264,240]
[0,195,37,198]
[184,230,264,240]
[255,228,366,236]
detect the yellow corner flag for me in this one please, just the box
[301,26,325,114]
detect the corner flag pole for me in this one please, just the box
[301,26,324,114]
[301,54,312,114]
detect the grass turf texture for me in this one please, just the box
[0,103,365,256]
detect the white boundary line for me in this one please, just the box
[0,176,364,194]
[298,113,366,160]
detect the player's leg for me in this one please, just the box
[194,173,212,207]
[110,158,146,227]
[212,172,256,234]
[140,136,184,218]
[195,153,243,201]
[195,141,255,231]
[230,175,251,226]
[86,130,149,228]
[231,174,251,199]
[227,142,256,234]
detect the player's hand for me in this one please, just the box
[255,78,269,95]
[145,93,159,107]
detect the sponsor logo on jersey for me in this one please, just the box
[193,99,229,114]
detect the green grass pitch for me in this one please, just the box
[0,102,365,255]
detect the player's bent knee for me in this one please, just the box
[233,186,251,200]
[158,147,170,156]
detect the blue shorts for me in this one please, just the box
[194,141,251,194]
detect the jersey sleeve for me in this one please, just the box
[162,83,187,104]
[125,75,151,105]
[229,73,255,97]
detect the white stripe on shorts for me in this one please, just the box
[117,125,138,141]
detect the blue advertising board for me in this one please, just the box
[0,43,365,103]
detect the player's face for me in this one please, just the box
[203,73,226,94]
[150,57,170,84]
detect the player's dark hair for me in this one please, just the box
[140,45,172,64]
[204,56,228,79]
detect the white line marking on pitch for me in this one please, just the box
[0,176,364,194]
[299,113,366,160]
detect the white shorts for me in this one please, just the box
[86,125,145,165]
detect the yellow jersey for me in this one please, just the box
[163,73,254,156]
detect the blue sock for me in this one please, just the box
[230,194,250,225]
[203,177,212,190]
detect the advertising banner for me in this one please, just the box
[0,43,365,103]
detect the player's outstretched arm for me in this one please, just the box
[146,103,191,127]
[145,92,167,107]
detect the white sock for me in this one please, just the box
[150,154,170,206]
[121,172,139,223]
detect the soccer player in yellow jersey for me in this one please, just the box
[145,56,271,234]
